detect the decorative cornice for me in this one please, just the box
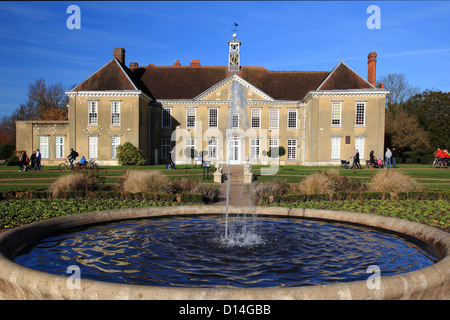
[304,89,389,102]
[65,90,152,101]
[158,99,304,106]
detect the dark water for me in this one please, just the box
[14,215,437,288]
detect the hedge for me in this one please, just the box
[1,190,204,204]
[258,190,450,204]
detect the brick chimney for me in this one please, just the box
[129,62,138,68]
[174,60,181,67]
[367,52,377,87]
[190,59,200,67]
[113,48,126,65]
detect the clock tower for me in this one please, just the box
[228,33,241,72]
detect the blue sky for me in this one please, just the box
[1,1,449,117]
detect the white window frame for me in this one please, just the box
[355,136,365,160]
[251,108,261,129]
[88,101,98,126]
[55,135,64,159]
[231,109,239,128]
[287,138,297,159]
[161,138,171,159]
[331,101,342,127]
[88,136,98,159]
[186,108,196,128]
[287,109,297,129]
[111,135,120,158]
[186,138,195,158]
[39,135,49,159]
[111,101,121,126]
[269,108,279,130]
[162,107,171,128]
[250,139,260,160]
[208,138,218,160]
[331,136,341,160]
[269,138,279,157]
[209,108,218,128]
[356,102,366,127]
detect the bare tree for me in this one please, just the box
[378,73,420,111]
[27,78,68,120]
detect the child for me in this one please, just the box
[377,157,383,168]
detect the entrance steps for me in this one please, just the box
[222,165,244,184]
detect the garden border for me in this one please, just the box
[0,205,449,300]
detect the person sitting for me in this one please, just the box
[79,156,86,166]
[442,150,450,167]
[377,157,383,168]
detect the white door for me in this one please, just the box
[229,139,241,165]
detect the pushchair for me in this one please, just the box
[341,159,350,169]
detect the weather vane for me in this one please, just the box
[232,22,238,34]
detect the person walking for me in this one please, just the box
[355,149,362,169]
[392,147,398,168]
[369,150,376,168]
[19,151,25,172]
[385,148,392,169]
[34,149,42,171]
[350,148,357,169]
[30,150,36,170]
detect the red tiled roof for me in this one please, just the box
[71,58,373,101]
[318,62,373,91]
[74,59,137,92]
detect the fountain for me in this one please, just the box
[0,206,449,299]
[223,80,255,243]
[0,80,449,299]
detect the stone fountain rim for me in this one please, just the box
[0,205,449,300]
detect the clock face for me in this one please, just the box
[230,43,239,52]
[229,55,239,65]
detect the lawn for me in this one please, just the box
[0,164,215,194]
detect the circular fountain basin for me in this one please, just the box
[0,206,449,300]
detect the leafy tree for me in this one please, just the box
[412,90,450,149]
[385,108,429,151]
[116,142,145,165]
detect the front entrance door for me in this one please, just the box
[229,138,241,165]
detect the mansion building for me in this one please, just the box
[16,35,388,166]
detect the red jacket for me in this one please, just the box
[435,149,444,158]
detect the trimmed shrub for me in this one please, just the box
[116,142,145,165]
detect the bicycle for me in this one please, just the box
[58,159,70,171]
[59,158,82,171]
[430,157,448,169]
[86,159,98,170]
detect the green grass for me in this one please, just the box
[1,164,449,195]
